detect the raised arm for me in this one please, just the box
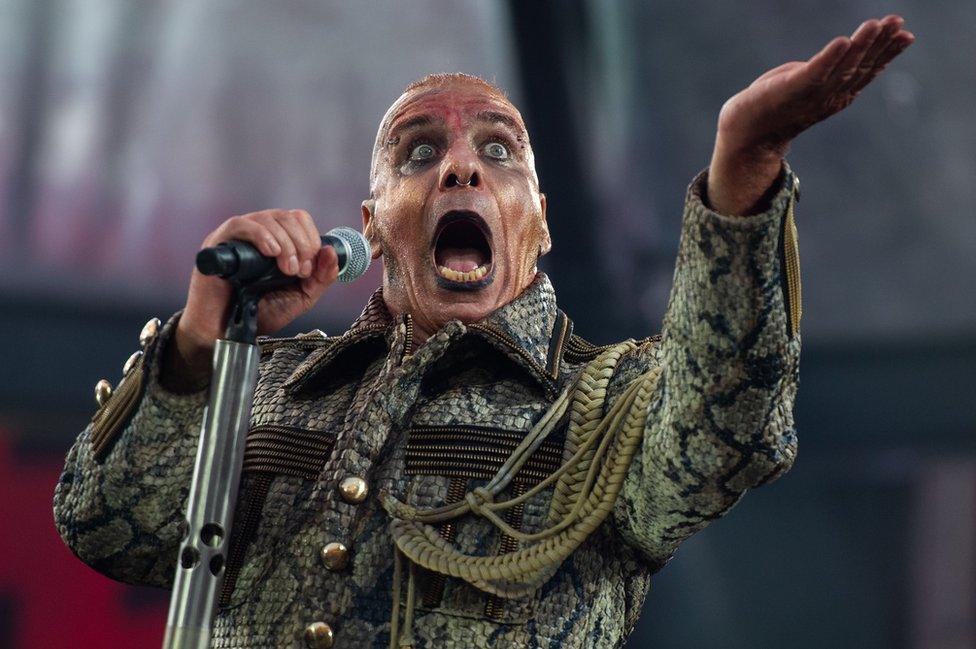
[611,16,914,565]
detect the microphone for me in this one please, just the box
[195,226,371,283]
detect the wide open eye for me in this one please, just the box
[409,142,436,161]
[483,141,509,160]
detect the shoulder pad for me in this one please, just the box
[90,346,148,462]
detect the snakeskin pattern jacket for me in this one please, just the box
[54,169,802,648]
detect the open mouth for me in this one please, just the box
[432,211,494,290]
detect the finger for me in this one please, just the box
[252,212,300,275]
[753,61,804,85]
[292,209,322,255]
[804,36,851,84]
[212,216,281,257]
[274,211,319,277]
[826,19,883,88]
[291,209,323,276]
[299,247,340,302]
[858,16,904,72]
[892,29,916,50]
[839,17,907,93]
[849,30,915,93]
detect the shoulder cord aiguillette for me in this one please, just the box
[381,341,662,648]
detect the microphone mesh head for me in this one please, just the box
[329,226,371,282]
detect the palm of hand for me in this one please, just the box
[718,15,915,156]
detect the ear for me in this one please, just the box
[361,199,383,260]
[537,193,551,256]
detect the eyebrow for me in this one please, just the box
[387,115,438,141]
[475,110,525,136]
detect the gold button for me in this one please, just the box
[304,621,333,648]
[320,542,349,571]
[338,476,368,504]
[139,317,162,347]
[94,379,113,407]
[123,350,143,375]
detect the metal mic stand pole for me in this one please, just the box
[162,271,290,649]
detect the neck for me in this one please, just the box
[379,271,542,352]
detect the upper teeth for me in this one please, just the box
[438,264,489,282]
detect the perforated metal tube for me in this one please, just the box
[163,339,260,649]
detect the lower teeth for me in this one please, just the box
[438,265,489,282]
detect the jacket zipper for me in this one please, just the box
[406,463,555,483]
[408,423,562,440]
[243,424,336,477]
[220,424,335,607]
[407,444,529,457]
[421,477,469,609]
[247,424,336,447]
[258,339,326,353]
[401,314,414,362]
[781,178,802,337]
[218,472,273,608]
[484,481,527,619]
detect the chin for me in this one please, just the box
[433,291,498,324]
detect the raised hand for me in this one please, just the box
[707,15,915,216]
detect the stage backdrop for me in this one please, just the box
[2,1,974,648]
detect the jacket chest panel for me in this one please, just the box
[222,324,584,630]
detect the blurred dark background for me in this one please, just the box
[2,1,973,648]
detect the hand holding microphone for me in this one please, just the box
[162,209,370,392]
[195,225,370,284]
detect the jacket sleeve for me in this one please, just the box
[53,312,208,587]
[611,164,801,567]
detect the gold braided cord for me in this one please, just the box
[385,342,661,647]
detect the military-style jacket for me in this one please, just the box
[54,169,802,648]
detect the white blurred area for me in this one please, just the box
[0,0,519,319]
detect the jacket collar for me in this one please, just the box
[283,273,571,397]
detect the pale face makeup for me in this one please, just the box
[364,81,549,343]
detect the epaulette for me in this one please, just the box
[89,317,160,462]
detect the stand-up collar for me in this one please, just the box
[283,273,571,397]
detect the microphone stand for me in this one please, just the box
[162,269,293,649]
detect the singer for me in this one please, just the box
[54,16,913,649]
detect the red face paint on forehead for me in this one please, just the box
[384,84,528,144]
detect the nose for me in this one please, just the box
[439,143,481,189]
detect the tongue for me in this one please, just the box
[438,247,485,273]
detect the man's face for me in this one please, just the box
[363,80,549,337]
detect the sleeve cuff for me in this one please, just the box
[686,161,798,230]
[147,310,212,404]
[671,160,803,341]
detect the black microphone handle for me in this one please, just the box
[195,236,348,283]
